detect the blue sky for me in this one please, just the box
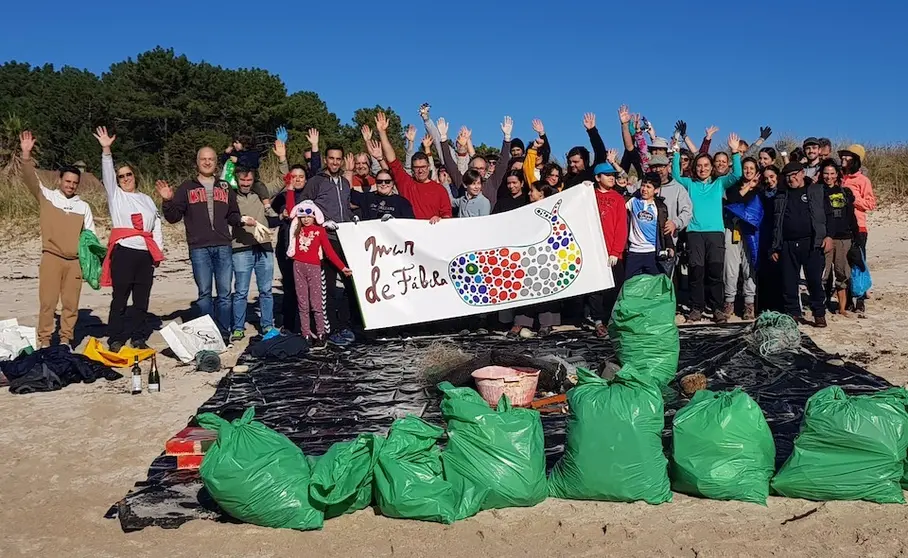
[3,0,907,155]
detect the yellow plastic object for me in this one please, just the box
[82,337,155,368]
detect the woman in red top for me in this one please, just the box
[287,200,351,348]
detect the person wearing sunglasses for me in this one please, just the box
[349,169,415,221]
[93,126,163,352]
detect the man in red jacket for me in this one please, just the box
[374,111,451,222]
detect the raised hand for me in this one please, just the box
[19,131,35,158]
[459,126,472,141]
[306,128,319,148]
[421,134,433,152]
[275,126,288,143]
[273,139,287,160]
[674,120,687,137]
[344,152,355,172]
[583,112,596,130]
[633,114,642,131]
[501,116,513,139]
[727,133,741,152]
[375,112,390,133]
[93,126,116,149]
[436,118,449,140]
[366,139,383,160]
[705,125,719,140]
[618,105,631,124]
[361,124,373,142]
[418,103,430,121]
[154,179,173,201]
[532,138,544,150]
[532,118,545,136]
[606,148,619,164]
[759,126,773,140]
[405,124,416,143]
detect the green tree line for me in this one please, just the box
[0,47,408,179]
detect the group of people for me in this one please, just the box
[18,102,875,351]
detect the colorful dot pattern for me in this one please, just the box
[448,200,582,306]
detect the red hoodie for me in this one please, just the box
[388,160,452,220]
[595,187,628,259]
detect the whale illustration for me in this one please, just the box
[448,199,583,307]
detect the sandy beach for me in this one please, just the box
[1,208,908,558]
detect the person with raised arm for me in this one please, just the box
[19,131,96,349]
[671,133,743,324]
[438,115,513,211]
[92,126,163,352]
[156,147,248,338]
[375,111,451,222]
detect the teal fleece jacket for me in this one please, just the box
[672,151,742,233]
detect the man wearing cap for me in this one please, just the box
[771,161,831,327]
[486,154,499,181]
[626,153,692,278]
[839,144,876,312]
[509,138,525,159]
[802,137,822,180]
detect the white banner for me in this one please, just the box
[337,186,614,330]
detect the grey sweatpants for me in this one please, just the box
[724,228,756,304]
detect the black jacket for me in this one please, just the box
[771,183,827,252]
[350,190,415,220]
[162,178,242,249]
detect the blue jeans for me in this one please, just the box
[232,249,274,331]
[189,245,234,333]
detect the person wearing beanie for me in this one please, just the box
[287,200,352,349]
[625,172,674,279]
[839,143,875,313]
[771,161,831,327]
[510,138,525,158]
[625,152,692,279]
[587,161,628,337]
[672,134,744,324]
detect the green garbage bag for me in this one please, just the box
[608,274,679,389]
[197,408,324,530]
[671,389,776,504]
[771,386,908,503]
[78,230,106,290]
[438,382,548,512]
[309,433,383,519]
[373,415,466,524]
[548,366,671,504]
[222,158,237,189]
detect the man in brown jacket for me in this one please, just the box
[20,131,96,348]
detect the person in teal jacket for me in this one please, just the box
[672,133,742,323]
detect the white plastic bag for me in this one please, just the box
[160,315,227,364]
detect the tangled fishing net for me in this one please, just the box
[747,311,801,357]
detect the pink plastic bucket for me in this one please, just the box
[471,366,540,407]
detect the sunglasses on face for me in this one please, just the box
[376,179,393,185]
[117,172,134,179]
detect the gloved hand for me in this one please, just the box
[674,120,687,137]
[275,126,288,143]
[381,213,394,222]
[323,220,338,231]
[608,256,618,267]
[760,126,773,140]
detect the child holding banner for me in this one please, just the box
[287,200,352,349]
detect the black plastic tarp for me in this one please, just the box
[110,324,892,532]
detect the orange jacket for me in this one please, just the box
[842,171,875,232]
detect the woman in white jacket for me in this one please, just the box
[93,126,163,352]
